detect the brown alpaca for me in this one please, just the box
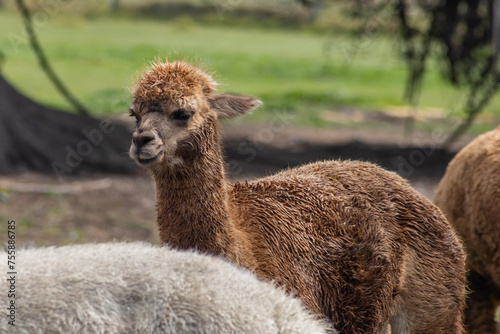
[434,126,500,334]
[129,60,466,334]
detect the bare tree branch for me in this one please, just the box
[14,0,90,116]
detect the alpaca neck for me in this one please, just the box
[152,121,233,256]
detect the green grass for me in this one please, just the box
[0,6,498,129]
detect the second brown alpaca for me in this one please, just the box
[129,60,466,334]
[434,126,500,334]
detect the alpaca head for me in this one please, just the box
[129,60,261,168]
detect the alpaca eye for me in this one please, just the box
[172,110,191,122]
[129,109,141,124]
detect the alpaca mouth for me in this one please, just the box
[136,154,161,166]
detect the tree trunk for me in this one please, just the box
[110,0,120,12]
[0,74,137,176]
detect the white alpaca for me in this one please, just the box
[1,242,333,334]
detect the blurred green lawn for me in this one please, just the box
[0,6,497,130]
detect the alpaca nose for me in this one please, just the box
[133,131,156,148]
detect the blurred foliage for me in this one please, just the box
[0,0,498,135]
[353,0,500,145]
[397,0,499,146]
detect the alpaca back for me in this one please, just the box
[0,242,332,334]
[230,159,466,333]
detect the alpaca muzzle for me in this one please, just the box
[130,130,163,166]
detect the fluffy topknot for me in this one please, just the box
[133,60,217,103]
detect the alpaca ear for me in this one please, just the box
[208,94,262,119]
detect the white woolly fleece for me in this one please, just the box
[0,242,334,334]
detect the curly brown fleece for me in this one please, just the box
[435,126,500,334]
[130,60,467,334]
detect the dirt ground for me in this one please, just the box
[0,119,475,248]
